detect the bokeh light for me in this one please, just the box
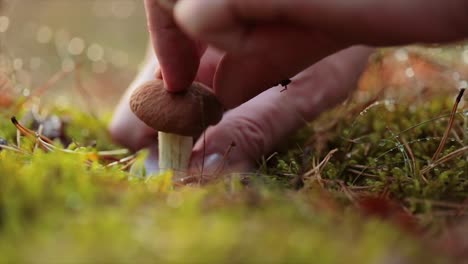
[111,0,136,19]
[459,80,468,89]
[13,58,23,71]
[67,37,85,56]
[0,16,10,33]
[394,49,408,62]
[87,43,104,62]
[462,50,468,64]
[405,67,415,78]
[36,26,53,44]
[22,88,30,97]
[0,0,148,109]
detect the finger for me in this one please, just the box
[109,47,222,151]
[190,46,373,174]
[176,2,347,109]
[175,0,468,49]
[175,0,466,109]
[213,27,342,108]
[144,0,203,92]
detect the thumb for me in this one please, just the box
[189,46,373,176]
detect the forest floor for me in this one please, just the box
[0,48,467,263]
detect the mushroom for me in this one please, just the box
[129,79,223,176]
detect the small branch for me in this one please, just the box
[213,141,237,175]
[303,149,338,179]
[431,89,465,162]
[0,143,29,154]
[33,124,44,152]
[11,117,54,144]
[106,154,137,169]
[422,146,468,174]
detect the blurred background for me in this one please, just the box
[0,0,148,111]
[0,0,467,113]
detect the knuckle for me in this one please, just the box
[224,115,269,162]
[108,121,128,147]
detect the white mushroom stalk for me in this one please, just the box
[158,132,192,173]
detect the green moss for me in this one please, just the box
[0,157,431,263]
[263,95,467,213]
[0,93,465,262]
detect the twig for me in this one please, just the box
[401,136,427,183]
[0,143,29,154]
[303,149,338,178]
[11,117,54,144]
[214,141,236,175]
[120,158,137,171]
[33,124,44,152]
[431,89,465,161]
[96,149,130,157]
[347,169,380,178]
[339,181,357,205]
[106,154,137,167]
[422,146,468,174]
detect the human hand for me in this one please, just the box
[171,0,468,108]
[110,46,373,174]
[111,0,468,174]
[144,0,468,107]
[140,0,381,116]
[111,0,363,171]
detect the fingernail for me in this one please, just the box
[144,145,160,176]
[203,153,224,173]
[144,156,159,176]
[188,152,224,177]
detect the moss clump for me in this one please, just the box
[0,149,432,263]
[263,93,467,216]
[0,90,465,263]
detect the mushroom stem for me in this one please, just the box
[158,131,192,176]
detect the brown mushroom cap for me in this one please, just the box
[129,79,223,137]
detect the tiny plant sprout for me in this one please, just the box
[130,79,223,178]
